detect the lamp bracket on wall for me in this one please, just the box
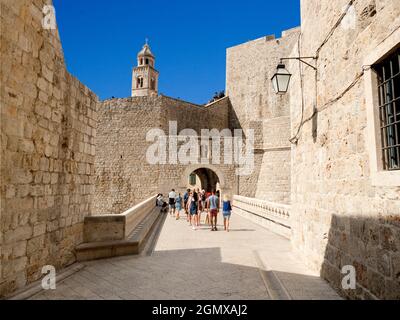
[280,57,317,70]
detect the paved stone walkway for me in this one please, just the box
[29,212,340,300]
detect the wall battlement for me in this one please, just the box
[226,26,300,52]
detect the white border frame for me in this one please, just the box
[364,28,400,187]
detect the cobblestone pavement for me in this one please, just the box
[30,212,340,300]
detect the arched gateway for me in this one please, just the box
[179,164,235,200]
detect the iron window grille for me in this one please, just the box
[375,48,400,171]
[189,174,196,185]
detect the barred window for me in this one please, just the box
[375,48,400,171]
[189,174,196,185]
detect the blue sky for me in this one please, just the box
[53,0,300,103]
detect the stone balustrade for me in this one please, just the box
[232,195,291,239]
[83,195,157,243]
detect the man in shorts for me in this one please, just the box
[168,189,177,216]
[207,191,219,231]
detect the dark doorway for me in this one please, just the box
[188,168,220,193]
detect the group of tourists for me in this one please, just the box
[160,188,232,232]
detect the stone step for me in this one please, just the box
[5,263,86,300]
[140,209,168,256]
[253,250,291,300]
[76,207,163,261]
[254,250,342,300]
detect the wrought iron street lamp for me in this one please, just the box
[271,64,292,94]
[271,57,317,94]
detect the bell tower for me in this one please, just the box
[131,40,159,97]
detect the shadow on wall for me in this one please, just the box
[228,99,242,133]
[312,106,318,143]
[321,214,400,299]
[228,100,263,198]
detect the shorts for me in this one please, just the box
[223,212,231,219]
[169,204,175,209]
[210,209,218,217]
[190,204,198,215]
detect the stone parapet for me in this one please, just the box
[232,195,291,239]
[83,195,157,243]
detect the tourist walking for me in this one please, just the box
[204,197,210,226]
[204,191,211,225]
[222,195,232,232]
[183,189,190,221]
[168,189,177,216]
[207,191,219,231]
[193,188,200,226]
[188,192,198,230]
[175,193,182,220]
[199,190,206,224]
[196,188,203,226]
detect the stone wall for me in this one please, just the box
[0,0,97,297]
[290,0,400,299]
[226,29,299,204]
[94,95,236,215]
[94,96,162,215]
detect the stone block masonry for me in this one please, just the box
[226,28,299,203]
[94,95,236,215]
[225,1,400,299]
[2,0,399,301]
[289,0,400,299]
[0,0,98,297]
[94,96,163,215]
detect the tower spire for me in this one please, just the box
[131,41,159,97]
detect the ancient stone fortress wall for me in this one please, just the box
[161,96,230,133]
[226,28,300,204]
[290,0,400,299]
[158,96,236,198]
[94,97,163,215]
[94,95,235,215]
[0,0,98,297]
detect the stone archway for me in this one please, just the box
[180,164,234,200]
[189,168,220,193]
[181,165,226,190]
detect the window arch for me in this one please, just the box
[137,77,144,88]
